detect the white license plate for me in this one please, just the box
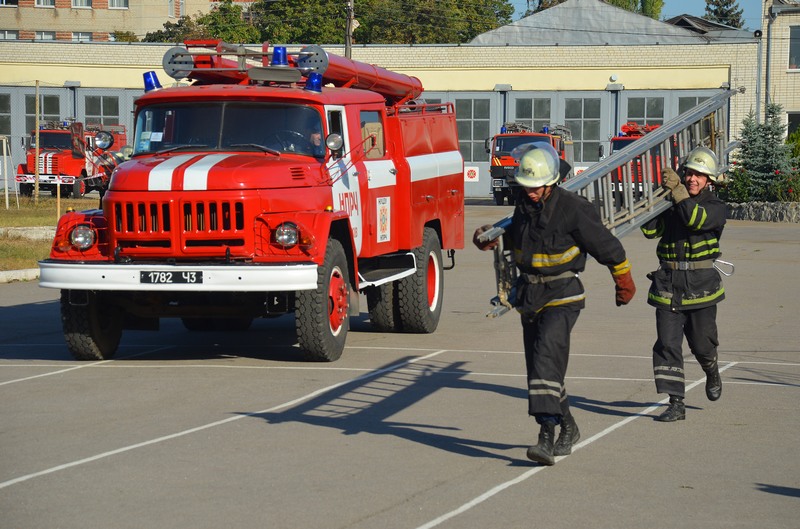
[140,271,203,284]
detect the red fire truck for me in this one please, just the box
[16,121,127,198]
[609,122,665,206]
[39,40,465,362]
[486,123,573,205]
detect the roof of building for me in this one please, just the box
[469,0,753,46]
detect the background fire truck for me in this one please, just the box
[485,123,574,205]
[16,120,128,198]
[609,121,666,207]
[39,40,465,363]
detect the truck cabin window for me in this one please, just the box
[133,102,324,157]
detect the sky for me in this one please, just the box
[511,1,764,31]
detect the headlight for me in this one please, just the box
[273,222,299,248]
[70,224,96,250]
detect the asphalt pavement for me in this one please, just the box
[1,202,798,529]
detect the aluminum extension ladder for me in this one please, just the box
[478,87,743,317]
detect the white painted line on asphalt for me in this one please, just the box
[0,349,449,491]
[415,362,739,529]
[0,347,171,386]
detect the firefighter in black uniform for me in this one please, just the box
[642,146,726,422]
[474,143,636,465]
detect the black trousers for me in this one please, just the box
[521,306,580,420]
[652,305,719,397]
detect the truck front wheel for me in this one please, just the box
[493,190,505,206]
[397,227,443,333]
[296,239,349,361]
[60,290,122,360]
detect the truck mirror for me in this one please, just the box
[598,145,605,158]
[485,138,491,153]
[95,131,114,151]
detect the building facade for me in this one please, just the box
[1,0,792,199]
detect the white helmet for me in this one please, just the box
[683,146,720,182]
[512,143,561,188]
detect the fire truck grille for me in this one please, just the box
[112,199,247,251]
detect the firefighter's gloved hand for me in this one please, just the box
[662,167,681,191]
[473,225,499,251]
[612,270,636,306]
[662,167,689,204]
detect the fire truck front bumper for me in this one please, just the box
[38,261,319,292]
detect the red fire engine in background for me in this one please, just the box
[609,122,666,206]
[486,123,574,205]
[39,40,465,362]
[16,120,128,198]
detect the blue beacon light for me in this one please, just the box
[304,72,323,92]
[143,71,162,92]
[271,46,288,67]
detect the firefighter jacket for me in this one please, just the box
[510,186,631,315]
[640,188,726,311]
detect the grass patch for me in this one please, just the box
[0,235,52,271]
[0,196,98,228]
[0,195,99,271]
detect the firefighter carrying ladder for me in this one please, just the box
[478,87,743,317]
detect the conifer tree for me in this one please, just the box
[723,103,798,203]
[703,0,744,29]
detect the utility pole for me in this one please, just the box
[345,0,353,59]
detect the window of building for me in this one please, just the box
[72,32,92,42]
[72,0,91,7]
[108,0,128,8]
[0,94,11,136]
[1,30,19,39]
[168,0,174,17]
[790,27,800,69]
[0,0,20,6]
[35,31,56,40]
[35,0,55,6]
[514,97,552,132]
[626,97,664,126]
[455,98,490,163]
[678,96,709,114]
[25,94,60,132]
[85,95,120,126]
[565,97,601,163]
[787,113,800,137]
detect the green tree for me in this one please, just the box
[722,103,798,203]
[142,16,209,43]
[639,0,664,20]
[703,0,744,29]
[112,31,139,43]
[250,0,513,45]
[198,0,260,43]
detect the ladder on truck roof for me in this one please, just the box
[478,87,743,317]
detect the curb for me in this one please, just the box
[0,268,39,284]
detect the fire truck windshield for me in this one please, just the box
[133,102,324,157]
[494,135,549,155]
[33,131,73,150]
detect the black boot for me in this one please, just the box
[705,366,722,401]
[527,422,556,465]
[655,395,685,422]
[553,414,581,456]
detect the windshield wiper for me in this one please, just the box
[229,143,281,156]
[155,144,208,155]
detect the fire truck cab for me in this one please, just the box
[485,123,573,205]
[16,121,127,198]
[39,41,464,363]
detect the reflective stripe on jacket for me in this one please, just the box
[511,186,629,315]
[641,188,726,310]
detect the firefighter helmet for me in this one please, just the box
[512,143,561,188]
[683,146,720,182]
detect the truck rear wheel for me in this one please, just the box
[60,290,122,361]
[19,183,33,197]
[366,282,400,332]
[296,239,349,361]
[397,227,443,333]
[494,190,505,206]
